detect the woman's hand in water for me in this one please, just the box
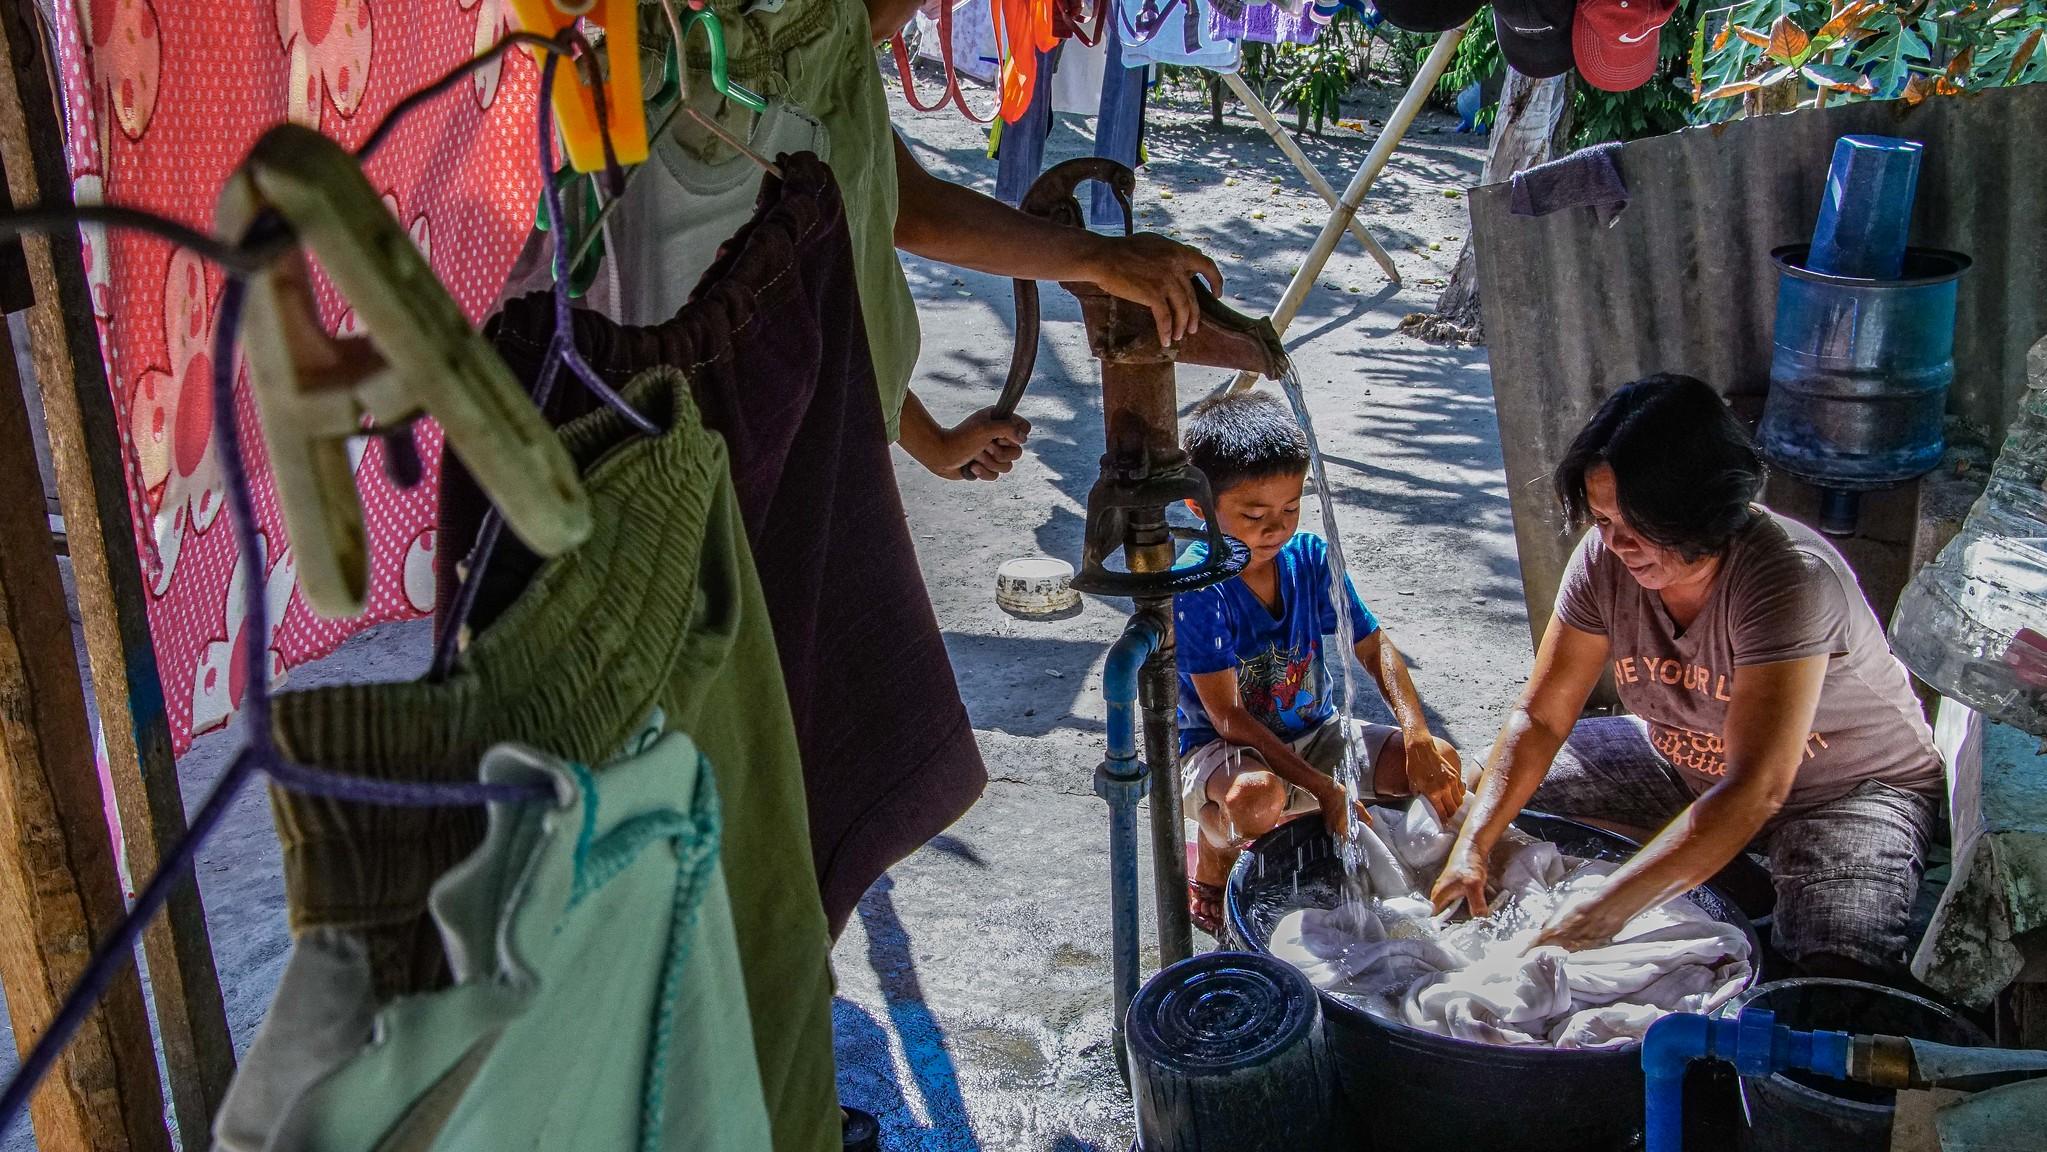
[1430,840,1490,917]
[1534,888,1632,951]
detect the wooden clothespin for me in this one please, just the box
[505,0,649,172]
[217,123,590,619]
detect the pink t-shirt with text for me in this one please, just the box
[1555,509,1943,811]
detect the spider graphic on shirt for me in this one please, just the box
[1237,643,1320,737]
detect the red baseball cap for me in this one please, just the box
[1573,0,1677,92]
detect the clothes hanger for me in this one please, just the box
[504,0,649,173]
[551,2,782,289]
[657,0,783,179]
[219,123,592,618]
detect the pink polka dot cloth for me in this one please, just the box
[52,0,543,752]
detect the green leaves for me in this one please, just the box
[1691,0,2047,121]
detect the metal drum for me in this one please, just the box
[1758,244,1971,534]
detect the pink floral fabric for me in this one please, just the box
[53,0,543,750]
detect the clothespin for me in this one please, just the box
[504,0,649,172]
[217,123,590,619]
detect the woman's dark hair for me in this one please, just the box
[1184,392,1310,495]
[1553,374,1767,561]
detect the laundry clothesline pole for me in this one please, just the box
[1231,24,1466,392]
[0,1,235,1147]
[1220,70,1400,287]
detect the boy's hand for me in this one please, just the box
[1312,778,1372,841]
[925,408,1031,481]
[1404,735,1466,824]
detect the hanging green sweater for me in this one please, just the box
[270,370,837,1152]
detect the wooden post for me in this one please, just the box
[0,1,235,1143]
[0,320,170,1151]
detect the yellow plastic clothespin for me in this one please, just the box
[504,0,649,172]
[217,123,591,619]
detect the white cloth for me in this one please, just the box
[1269,801,1751,1051]
[1116,0,1242,71]
[915,0,1000,84]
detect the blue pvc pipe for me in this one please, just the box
[1102,615,1164,1077]
[1642,1010,1852,1152]
[1104,615,1162,764]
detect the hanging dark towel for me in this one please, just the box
[444,153,986,937]
[1510,141,1629,225]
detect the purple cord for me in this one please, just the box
[431,47,653,680]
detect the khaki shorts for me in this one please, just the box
[1180,718,1399,824]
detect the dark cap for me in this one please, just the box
[1492,0,1576,78]
[1370,0,1486,34]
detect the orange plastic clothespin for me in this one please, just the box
[504,0,649,172]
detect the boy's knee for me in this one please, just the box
[1220,770,1289,835]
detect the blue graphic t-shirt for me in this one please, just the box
[1174,531,1380,755]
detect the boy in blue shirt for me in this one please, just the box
[1177,393,1466,935]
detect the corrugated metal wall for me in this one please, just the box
[1473,84,2046,646]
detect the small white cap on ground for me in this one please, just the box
[995,556,1080,617]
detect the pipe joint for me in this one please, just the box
[1094,761,1151,803]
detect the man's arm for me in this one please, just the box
[896,390,1030,480]
[1533,655,1824,949]
[1356,629,1462,819]
[892,135,1224,347]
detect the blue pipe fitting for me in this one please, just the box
[1100,615,1165,1079]
[1104,616,1163,766]
[1642,1010,1853,1152]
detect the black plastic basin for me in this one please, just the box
[1224,811,1762,1152]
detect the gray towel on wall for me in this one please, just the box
[1511,141,1629,226]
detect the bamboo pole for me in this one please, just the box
[1231,25,1466,391]
[1221,70,1400,286]
[0,1,235,1142]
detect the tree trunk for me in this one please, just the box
[1430,70,1574,342]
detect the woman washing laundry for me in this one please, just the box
[1431,374,1945,983]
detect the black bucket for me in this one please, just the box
[1224,812,1762,1152]
[1726,978,1989,1152]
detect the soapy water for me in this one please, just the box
[1274,369,1373,898]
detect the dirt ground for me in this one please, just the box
[0,68,1518,1152]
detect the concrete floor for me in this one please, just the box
[0,76,1510,1151]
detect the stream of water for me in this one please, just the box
[1274,368,1372,905]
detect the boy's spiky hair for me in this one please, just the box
[1184,392,1309,495]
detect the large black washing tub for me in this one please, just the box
[1224,812,1763,1152]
